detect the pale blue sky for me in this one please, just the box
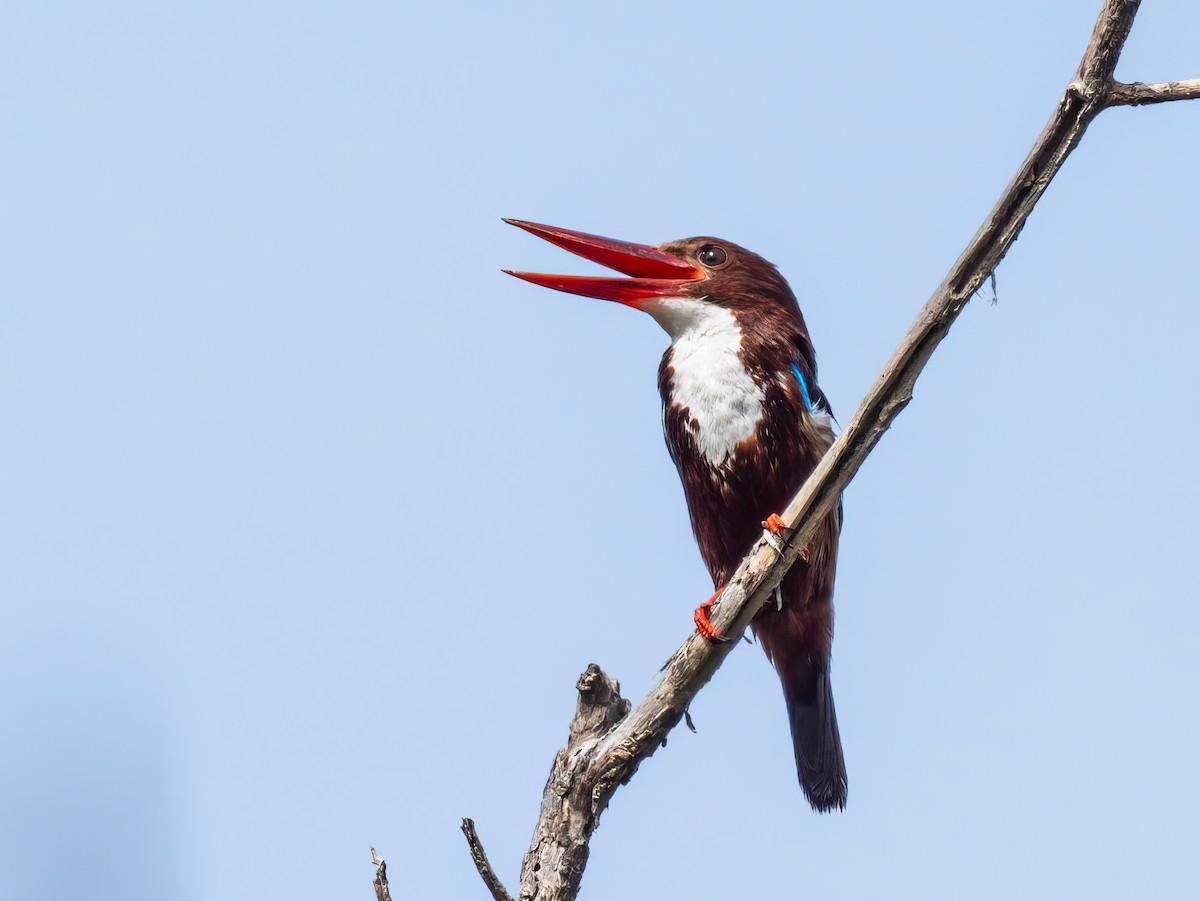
[3,2,1199,899]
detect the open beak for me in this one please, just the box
[502,218,705,306]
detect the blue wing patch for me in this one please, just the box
[791,363,813,411]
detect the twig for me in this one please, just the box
[461,818,517,901]
[470,3,1199,899]
[1107,79,1200,106]
[370,848,393,901]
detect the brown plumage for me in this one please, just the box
[504,220,847,811]
[654,238,846,812]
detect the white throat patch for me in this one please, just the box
[642,297,764,467]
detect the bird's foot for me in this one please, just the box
[761,513,788,553]
[694,588,733,643]
[761,513,809,562]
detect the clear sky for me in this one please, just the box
[3,2,1199,899]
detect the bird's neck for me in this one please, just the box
[656,301,763,467]
[647,297,814,470]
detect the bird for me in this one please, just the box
[503,218,847,812]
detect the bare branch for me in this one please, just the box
[490,2,1199,899]
[370,848,393,901]
[515,666,629,901]
[1107,79,1200,106]
[460,819,516,901]
[1077,0,1139,87]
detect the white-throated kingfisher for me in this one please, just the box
[504,219,847,812]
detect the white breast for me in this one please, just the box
[641,297,764,466]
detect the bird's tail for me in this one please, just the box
[782,662,847,812]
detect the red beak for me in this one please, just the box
[502,219,705,306]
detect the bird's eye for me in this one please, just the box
[697,245,728,268]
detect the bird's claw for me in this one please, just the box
[762,513,788,553]
[762,513,787,534]
[762,513,810,562]
[694,589,732,642]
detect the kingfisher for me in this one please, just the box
[504,219,847,812]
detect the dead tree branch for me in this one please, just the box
[463,2,1196,899]
[1107,78,1200,105]
[370,848,393,901]
[461,819,517,901]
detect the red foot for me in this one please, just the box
[762,512,811,562]
[762,513,786,533]
[694,588,724,641]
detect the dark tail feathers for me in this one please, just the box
[785,665,847,812]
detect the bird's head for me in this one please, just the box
[503,219,803,341]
